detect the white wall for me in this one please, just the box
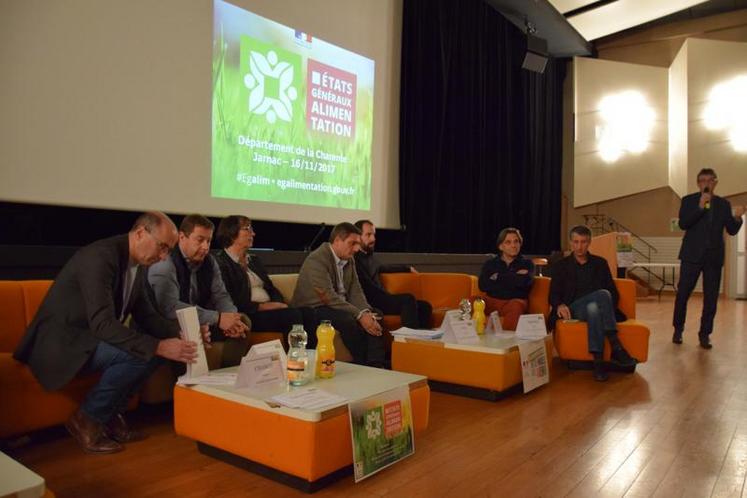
[573,57,669,207]
[571,39,747,207]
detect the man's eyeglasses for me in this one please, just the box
[240,225,255,234]
[146,229,171,254]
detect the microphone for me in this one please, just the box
[304,223,326,252]
[704,186,710,210]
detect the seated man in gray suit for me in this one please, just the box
[291,222,386,367]
[148,214,250,368]
[14,212,199,454]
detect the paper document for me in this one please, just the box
[175,307,209,378]
[517,339,549,393]
[390,327,443,340]
[177,373,238,386]
[270,387,347,410]
[516,314,548,340]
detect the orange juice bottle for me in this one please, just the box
[472,298,486,335]
[315,320,336,379]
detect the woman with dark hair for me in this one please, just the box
[477,228,534,331]
[214,216,317,346]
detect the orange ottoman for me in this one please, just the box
[174,362,429,492]
[392,335,553,400]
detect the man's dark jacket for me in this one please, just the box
[213,250,285,315]
[678,193,743,266]
[13,235,179,390]
[548,253,626,331]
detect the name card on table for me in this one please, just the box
[516,314,548,340]
[175,307,209,379]
[440,310,480,345]
[485,311,503,334]
[235,339,287,391]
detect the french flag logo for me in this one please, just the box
[294,30,312,47]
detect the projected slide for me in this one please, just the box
[212,0,375,210]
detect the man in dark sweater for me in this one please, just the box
[672,168,744,349]
[478,227,534,330]
[353,220,432,329]
[549,225,636,382]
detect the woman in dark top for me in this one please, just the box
[477,227,534,330]
[214,216,317,347]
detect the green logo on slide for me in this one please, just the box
[240,36,301,124]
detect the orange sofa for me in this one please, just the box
[0,279,284,437]
[380,272,552,330]
[0,280,101,439]
[378,272,479,329]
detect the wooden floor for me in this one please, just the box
[6,295,747,497]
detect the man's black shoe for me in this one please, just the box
[593,361,609,382]
[698,333,713,349]
[672,330,683,344]
[610,347,638,368]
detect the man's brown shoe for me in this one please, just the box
[65,409,123,454]
[106,414,146,443]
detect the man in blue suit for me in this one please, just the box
[673,168,745,348]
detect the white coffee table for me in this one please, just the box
[174,362,429,492]
[0,451,46,498]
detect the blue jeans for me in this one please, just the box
[80,341,162,424]
[569,289,617,354]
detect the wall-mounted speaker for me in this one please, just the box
[522,34,548,73]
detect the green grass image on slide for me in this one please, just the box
[212,29,373,210]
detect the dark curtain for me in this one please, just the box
[399,0,565,254]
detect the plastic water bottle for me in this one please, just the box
[315,320,336,379]
[459,298,472,320]
[472,298,486,335]
[287,324,310,386]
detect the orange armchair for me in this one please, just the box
[553,278,650,363]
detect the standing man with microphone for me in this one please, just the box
[673,168,745,348]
